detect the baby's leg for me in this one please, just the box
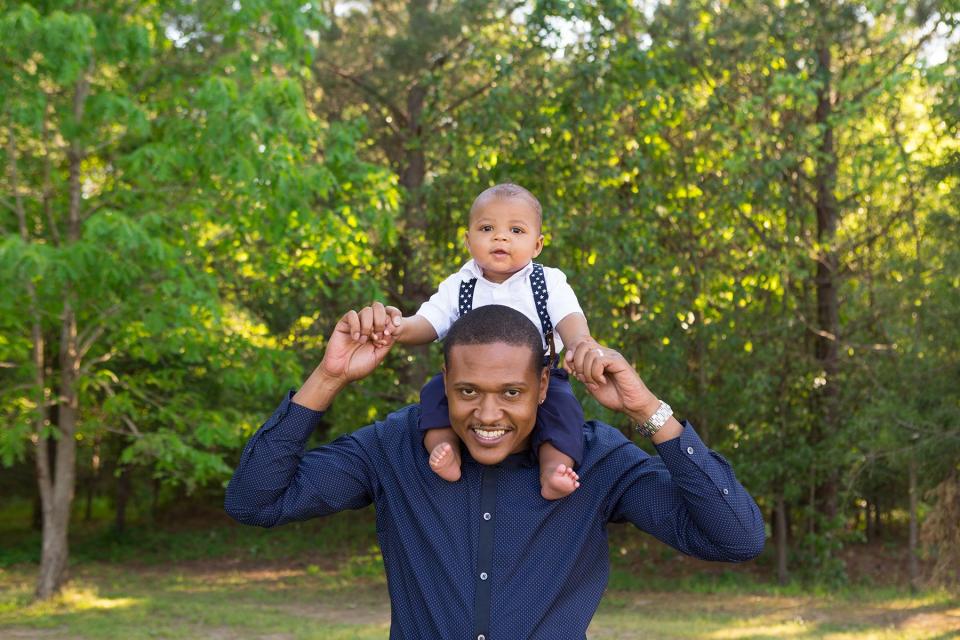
[533,367,585,500]
[418,373,462,482]
[424,427,462,482]
[539,442,580,500]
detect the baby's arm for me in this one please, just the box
[556,312,597,354]
[393,314,439,346]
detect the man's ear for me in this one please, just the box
[538,366,550,404]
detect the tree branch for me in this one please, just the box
[315,58,408,129]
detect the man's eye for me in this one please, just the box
[460,389,477,397]
[504,389,520,398]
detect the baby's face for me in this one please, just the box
[465,197,544,284]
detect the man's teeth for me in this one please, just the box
[473,428,507,440]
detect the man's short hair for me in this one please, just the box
[469,183,543,225]
[443,305,544,374]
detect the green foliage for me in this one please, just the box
[1,0,958,585]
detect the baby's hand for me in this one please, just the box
[370,305,403,346]
[350,303,402,347]
[564,338,602,377]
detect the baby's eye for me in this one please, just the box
[479,225,493,232]
[511,227,525,234]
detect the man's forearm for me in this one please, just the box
[292,367,346,410]
[622,396,683,445]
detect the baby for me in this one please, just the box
[391,183,598,499]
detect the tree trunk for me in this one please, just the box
[32,493,43,532]
[83,436,101,522]
[84,475,94,522]
[812,33,841,523]
[36,290,81,599]
[115,467,131,534]
[908,451,919,592]
[688,268,709,445]
[35,69,90,599]
[775,492,789,585]
[395,79,433,388]
[152,475,161,523]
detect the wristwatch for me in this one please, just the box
[634,401,673,438]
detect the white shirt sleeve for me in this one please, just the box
[415,272,464,341]
[543,266,584,329]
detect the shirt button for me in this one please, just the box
[480,572,488,580]
[483,512,491,521]
[686,446,694,455]
[723,488,729,495]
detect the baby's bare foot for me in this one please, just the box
[429,442,462,482]
[541,464,580,500]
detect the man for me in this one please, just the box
[225,304,764,639]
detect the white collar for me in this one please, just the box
[460,259,534,285]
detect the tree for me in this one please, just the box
[0,0,397,598]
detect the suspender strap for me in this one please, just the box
[458,278,478,317]
[457,265,557,367]
[530,263,558,368]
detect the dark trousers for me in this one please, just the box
[418,368,584,467]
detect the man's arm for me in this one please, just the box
[223,395,379,527]
[224,304,397,527]
[567,342,765,561]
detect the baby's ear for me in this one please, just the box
[534,234,545,256]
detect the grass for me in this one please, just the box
[3,560,958,639]
[2,500,959,639]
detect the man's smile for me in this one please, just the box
[469,425,512,444]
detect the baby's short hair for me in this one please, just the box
[469,183,542,224]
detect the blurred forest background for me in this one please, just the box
[2,0,959,606]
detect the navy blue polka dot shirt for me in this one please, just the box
[225,392,764,639]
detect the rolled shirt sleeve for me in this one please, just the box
[543,266,584,332]
[415,272,462,341]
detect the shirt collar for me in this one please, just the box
[460,259,534,285]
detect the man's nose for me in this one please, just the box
[475,394,503,424]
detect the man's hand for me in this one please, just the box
[565,342,658,424]
[293,303,397,410]
[566,342,683,443]
[321,303,398,382]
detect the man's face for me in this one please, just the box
[443,341,549,465]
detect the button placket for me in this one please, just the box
[472,466,498,640]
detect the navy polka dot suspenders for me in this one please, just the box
[457,277,478,317]
[457,263,559,367]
